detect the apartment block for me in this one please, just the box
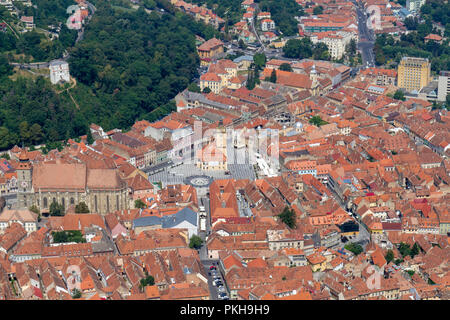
[397,57,430,93]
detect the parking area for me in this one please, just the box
[202,260,229,300]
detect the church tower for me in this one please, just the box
[17,149,33,209]
[310,64,318,83]
[310,64,319,96]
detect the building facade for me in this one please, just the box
[49,60,70,85]
[397,57,430,93]
[197,38,224,66]
[437,71,450,102]
[406,0,425,12]
[17,152,129,215]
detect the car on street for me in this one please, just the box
[209,265,216,270]
[218,292,229,300]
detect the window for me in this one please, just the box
[43,198,48,208]
[70,197,75,205]
[94,195,98,213]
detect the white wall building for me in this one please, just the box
[406,0,425,12]
[261,19,275,32]
[49,60,70,85]
[310,31,356,60]
[437,71,450,102]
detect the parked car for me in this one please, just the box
[209,265,216,270]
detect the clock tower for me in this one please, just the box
[17,149,33,209]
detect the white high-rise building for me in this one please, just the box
[49,60,70,84]
[437,71,450,102]
[406,0,425,12]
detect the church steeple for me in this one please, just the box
[19,148,29,162]
[310,64,318,84]
[17,147,33,209]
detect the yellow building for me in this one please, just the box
[200,72,222,93]
[197,38,224,66]
[397,57,431,93]
[307,252,327,272]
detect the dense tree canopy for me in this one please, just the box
[0,75,82,150]
[134,199,147,209]
[52,230,85,243]
[309,115,328,127]
[278,206,296,228]
[313,5,323,15]
[385,249,394,264]
[374,15,450,72]
[75,202,90,213]
[0,2,217,151]
[139,274,155,291]
[259,0,304,36]
[189,0,244,26]
[49,202,65,216]
[189,235,203,249]
[67,3,218,128]
[344,243,363,256]
[0,1,77,62]
[420,0,450,37]
[279,63,292,72]
[283,38,329,60]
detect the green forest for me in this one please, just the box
[283,38,329,61]
[0,1,220,151]
[374,31,450,73]
[374,0,450,72]
[0,4,77,62]
[258,0,304,36]
[188,0,244,26]
[186,0,304,36]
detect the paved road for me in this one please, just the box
[354,0,375,68]
[249,5,265,53]
[1,193,17,209]
[326,184,371,250]
[201,260,229,300]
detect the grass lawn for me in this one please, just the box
[9,67,50,81]
[111,5,136,13]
